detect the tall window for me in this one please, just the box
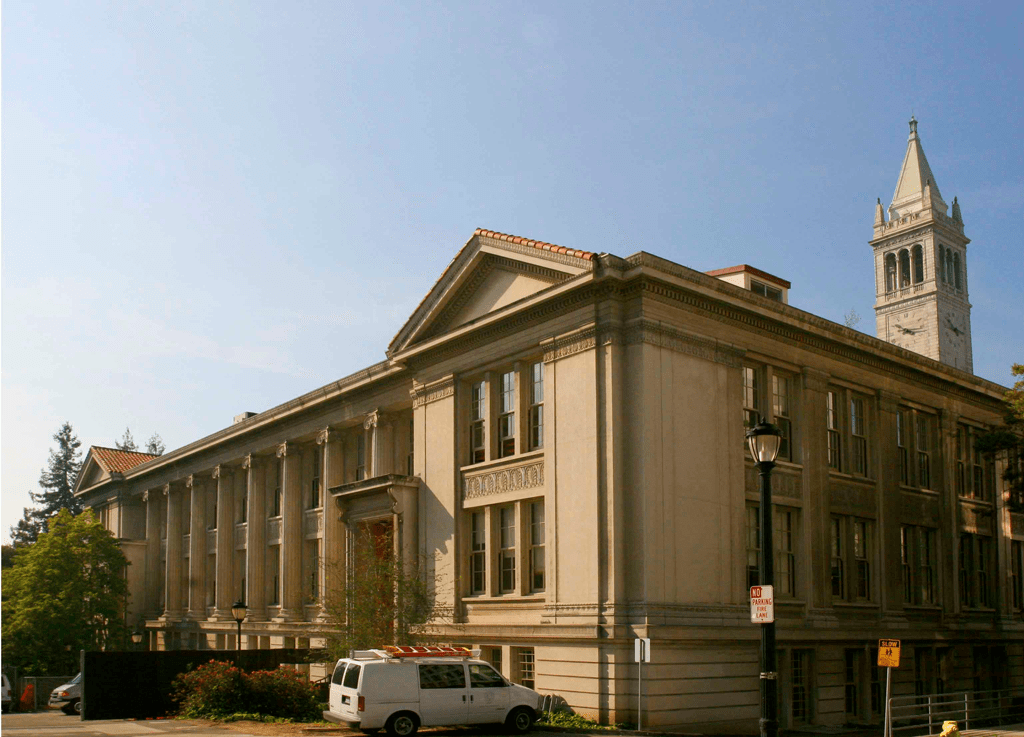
[957,425,990,500]
[499,506,516,593]
[827,391,842,470]
[748,504,797,596]
[272,460,282,517]
[845,650,861,718]
[1011,540,1024,611]
[791,650,812,723]
[515,648,535,690]
[912,244,924,284]
[309,445,322,509]
[899,249,911,287]
[945,249,955,287]
[407,417,415,475]
[897,410,909,484]
[470,512,486,595]
[938,246,946,283]
[953,252,962,289]
[746,505,761,589]
[916,414,932,489]
[742,366,760,430]
[529,362,544,450]
[305,539,321,603]
[830,517,844,598]
[529,501,545,592]
[902,525,936,605]
[269,546,281,605]
[885,253,897,292]
[498,371,516,458]
[850,396,868,476]
[240,491,247,523]
[355,433,366,481]
[773,375,792,462]
[959,534,991,608]
[971,433,986,501]
[832,516,873,602]
[470,381,486,464]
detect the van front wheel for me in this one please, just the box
[385,712,419,737]
[506,706,534,733]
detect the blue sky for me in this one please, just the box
[3,1,1022,540]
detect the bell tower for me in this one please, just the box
[870,118,973,373]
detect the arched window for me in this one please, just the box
[938,246,946,283]
[885,253,897,292]
[946,250,955,286]
[912,245,924,284]
[899,249,911,288]
[954,252,962,290]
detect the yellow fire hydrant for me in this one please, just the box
[940,720,960,737]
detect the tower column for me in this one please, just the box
[162,484,183,621]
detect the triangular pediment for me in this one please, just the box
[77,456,110,491]
[388,229,595,356]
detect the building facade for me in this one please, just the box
[76,122,1023,732]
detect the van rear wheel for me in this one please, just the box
[506,706,534,733]
[385,712,418,737]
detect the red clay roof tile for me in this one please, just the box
[90,446,160,474]
[474,228,594,261]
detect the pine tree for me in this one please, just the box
[9,507,44,548]
[145,433,166,456]
[31,421,84,520]
[116,427,138,451]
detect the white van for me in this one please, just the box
[48,672,82,715]
[323,646,542,736]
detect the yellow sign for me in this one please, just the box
[878,639,901,667]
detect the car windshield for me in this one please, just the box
[70,673,82,685]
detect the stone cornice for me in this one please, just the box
[624,318,744,368]
[411,375,455,408]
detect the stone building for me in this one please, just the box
[76,121,1023,732]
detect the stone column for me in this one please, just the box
[278,442,304,621]
[244,455,268,621]
[162,484,184,620]
[876,389,902,613]
[144,489,162,617]
[365,409,393,477]
[213,465,235,620]
[800,367,831,611]
[186,474,208,619]
[317,428,344,620]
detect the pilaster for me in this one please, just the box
[212,465,235,620]
[277,442,304,621]
[318,428,344,621]
[365,409,394,477]
[186,474,207,619]
[939,409,960,613]
[161,484,184,621]
[876,389,903,613]
[143,489,162,617]
[244,455,268,621]
[800,367,831,611]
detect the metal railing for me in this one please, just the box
[890,690,1024,736]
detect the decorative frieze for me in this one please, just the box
[543,327,599,363]
[464,460,545,500]
[624,319,744,368]
[412,376,455,408]
[745,465,801,500]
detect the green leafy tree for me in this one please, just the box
[33,421,84,519]
[321,524,435,661]
[116,427,138,451]
[2,509,129,675]
[145,433,166,456]
[976,363,1024,512]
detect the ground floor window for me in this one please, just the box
[513,647,535,690]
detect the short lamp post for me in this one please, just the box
[231,601,247,652]
[131,629,144,651]
[746,417,783,737]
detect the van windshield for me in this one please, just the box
[70,673,82,685]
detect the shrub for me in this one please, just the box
[172,660,320,722]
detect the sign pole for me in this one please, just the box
[638,646,643,731]
[885,665,892,737]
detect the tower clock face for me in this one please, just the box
[888,312,925,347]
[943,311,967,366]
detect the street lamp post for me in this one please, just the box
[231,601,247,652]
[746,417,783,737]
[131,630,144,651]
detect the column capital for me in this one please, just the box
[316,427,331,445]
[142,489,150,503]
[364,408,391,430]
[162,483,171,496]
[801,367,829,394]
[242,453,254,470]
[211,464,223,479]
[186,474,198,489]
[276,441,289,458]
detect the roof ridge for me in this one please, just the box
[91,445,159,456]
[474,228,594,261]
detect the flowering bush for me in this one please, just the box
[172,660,320,721]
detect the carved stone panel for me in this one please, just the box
[745,466,801,500]
[234,523,247,550]
[958,504,993,536]
[304,509,323,538]
[267,517,282,544]
[464,459,545,500]
[899,491,940,527]
[829,480,877,515]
